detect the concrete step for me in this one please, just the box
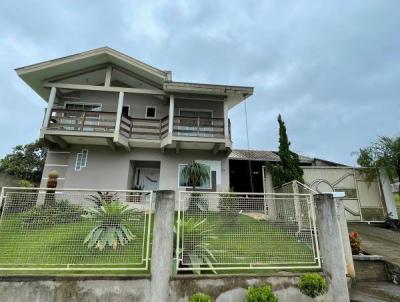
[354,259,387,282]
[350,282,400,302]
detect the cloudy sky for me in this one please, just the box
[0,0,399,165]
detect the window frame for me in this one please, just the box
[64,101,103,112]
[75,149,89,171]
[145,106,157,119]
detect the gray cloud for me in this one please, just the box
[0,0,399,165]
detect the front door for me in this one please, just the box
[135,168,160,191]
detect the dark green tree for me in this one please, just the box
[267,114,304,187]
[357,136,400,193]
[0,140,46,185]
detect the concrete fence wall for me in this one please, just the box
[0,192,350,302]
[0,275,333,302]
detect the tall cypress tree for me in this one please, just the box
[267,114,304,187]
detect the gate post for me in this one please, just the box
[314,193,350,302]
[336,199,355,279]
[149,190,175,302]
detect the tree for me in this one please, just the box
[357,136,400,193]
[267,114,304,187]
[0,141,46,185]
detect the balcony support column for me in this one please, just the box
[168,94,174,135]
[114,91,124,142]
[223,101,229,138]
[43,87,57,129]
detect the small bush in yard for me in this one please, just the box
[189,292,212,302]
[21,199,84,229]
[298,273,328,298]
[246,285,278,302]
[349,231,362,254]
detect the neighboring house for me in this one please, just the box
[16,47,253,192]
[229,149,389,221]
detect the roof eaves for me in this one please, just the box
[164,81,254,96]
[15,46,168,79]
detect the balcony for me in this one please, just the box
[42,108,231,151]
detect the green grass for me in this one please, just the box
[177,213,318,273]
[0,210,318,276]
[0,212,152,275]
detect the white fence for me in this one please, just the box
[176,191,320,272]
[0,187,153,271]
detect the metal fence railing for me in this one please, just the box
[176,191,320,272]
[0,187,153,271]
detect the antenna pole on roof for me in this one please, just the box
[244,98,254,193]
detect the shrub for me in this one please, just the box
[298,273,328,298]
[218,190,239,228]
[189,293,212,302]
[246,285,278,302]
[16,179,35,188]
[349,231,362,254]
[3,188,37,214]
[21,199,84,229]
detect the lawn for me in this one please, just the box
[177,213,318,271]
[0,212,152,274]
[0,208,318,275]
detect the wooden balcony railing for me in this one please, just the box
[47,109,116,133]
[46,109,229,141]
[120,115,169,140]
[172,116,225,138]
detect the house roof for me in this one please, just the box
[15,46,254,108]
[15,47,169,100]
[229,149,346,166]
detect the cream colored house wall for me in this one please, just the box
[54,91,223,120]
[42,146,230,194]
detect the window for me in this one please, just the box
[179,110,212,126]
[122,106,130,117]
[146,106,156,118]
[65,103,102,111]
[75,149,88,171]
[178,163,211,189]
[64,103,102,131]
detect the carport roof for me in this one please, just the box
[229,149,346,166]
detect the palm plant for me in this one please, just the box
[174,217,217,274]
[181,161,210,190]
[82,201,138,250]
[181,161,211,212]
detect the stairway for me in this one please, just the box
[350,258,400,302]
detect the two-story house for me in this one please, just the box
[16,47,253,192]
